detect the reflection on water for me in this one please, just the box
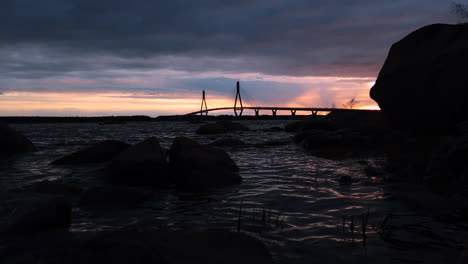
[2,121,396,262]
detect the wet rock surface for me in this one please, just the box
[370,23,468,132]
[52,140,130,165]
[105,137,169,186]
[0,123,37,155]
[169,137,241,189]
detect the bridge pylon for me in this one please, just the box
[234,81,243,116]
[200,90,208,116]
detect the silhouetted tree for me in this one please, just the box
[342,98,360,109]
[451,1,468,23]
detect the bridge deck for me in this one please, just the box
[186,106,372,116]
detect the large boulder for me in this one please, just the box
[370,23,468,132]
[52,140,130,165]
[105,137,169,186]
[168,137,241,188]
[0,123,36,154]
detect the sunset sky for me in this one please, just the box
[0,0,457,116]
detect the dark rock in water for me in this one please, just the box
[338,175,353,185]
[293,129,330,143]
[169,137,241,188]
[27,180,82,195]
[0,122,36,154]
[364,166,385,177]
[79,186,150,209]
[285,118,336,133]
[8,229,273,264]
[209,138,245,147]
[105,137,169,186]
[264,127,284,132]
[301,129,370,159]
[370,23,468,132]
[195,123,226,134]
[326,110,388,135]
[6,197,71,234]
[254,139,291,148]
[195,120,249,135]
[52,140,130,165]
[216,120,250,131]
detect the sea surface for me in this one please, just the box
[1,120,467,263]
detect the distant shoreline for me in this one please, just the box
[0,110,379,123]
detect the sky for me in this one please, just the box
[0,0,458,116]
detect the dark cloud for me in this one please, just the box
[0,0,454,80]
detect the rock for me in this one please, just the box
[195,121,249,135]
[79,186,150,209]
[338,175,353,185]
[264,127,284,132]
[301,130,370,159]
[169,137,241,188]
[364,166,385,177]
[28,180,82,195]
[370,23,468,132]
[285,118,336,132]
[254,139,291,148]
[105,137,169,186]
[6,197,71,234]
[209,138,245,147]
[7,229,273,264]
[195,123,226,134]
[216,120,250,131]
[293,129,330,143]
[0,122,36,154]
[52,140,130,165]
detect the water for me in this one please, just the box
[1,120,466,263]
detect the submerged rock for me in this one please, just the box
[285,118,336,133]
[52,140,130,165]
[195,123,226,134]
[209,138,246,147]
[216,120,250,132]
[79,186,150,209]
[195,120,249,135]
[370,23,468,132]
[0,122,36,155]
[169,137,241,188]
[105,137,169,186]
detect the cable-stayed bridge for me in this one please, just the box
[186,81,369,116]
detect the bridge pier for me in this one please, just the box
[272,109,277,116]
[311,110,318,116]
[290,110,296,116]
[254,109,260,116]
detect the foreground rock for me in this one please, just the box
[370,23,468,132]
[169,137,241,188]
[5,196,71,234]
[0,123,36,155]
[195,120,249,134]
[4,229,273,264]
[105,137,169,186]
[52,140,130,165]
